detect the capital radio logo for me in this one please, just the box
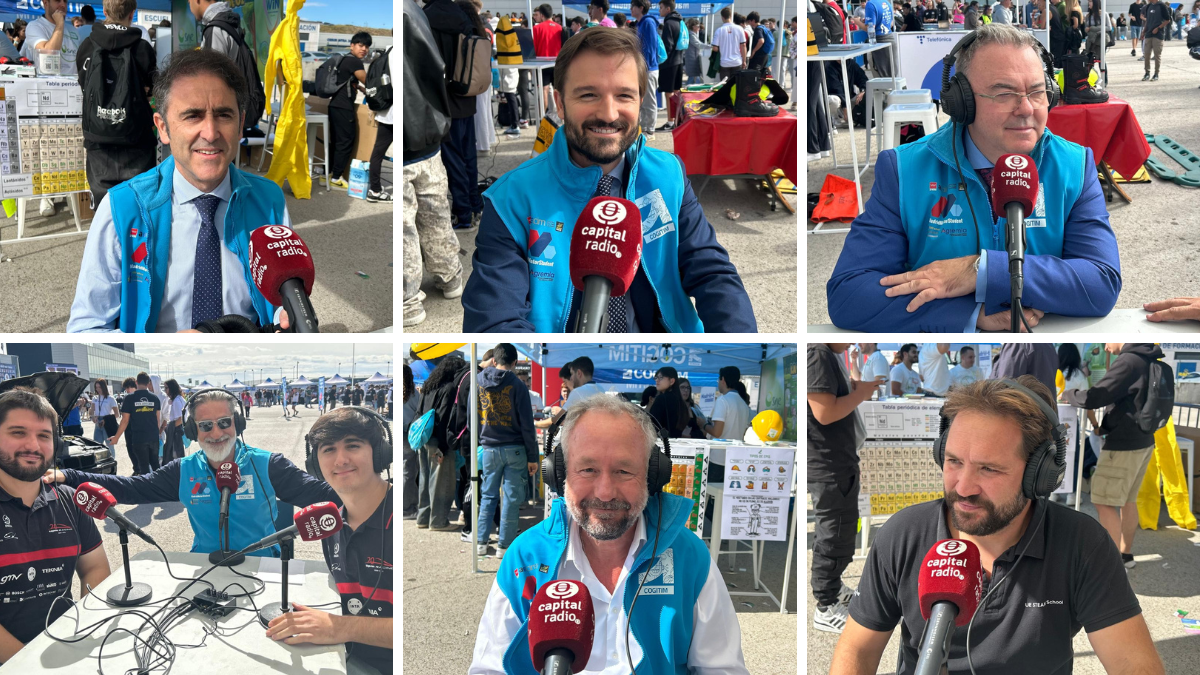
[545,581,579,599]
[592,199,626,226]
[261,225,294,239]
[936,540,967,556]
[319,514,338,531]
[1004,155,1029,170]
[74,491,88,506]
[931,194,962,218]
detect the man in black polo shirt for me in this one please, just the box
[829,376,1163,675]
[265,407,392,675]
[109,372,162,476]
[808,343,885,634]
[0,389,111,663]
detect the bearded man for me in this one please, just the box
[44,388,336,557]
[469,395,750,674]
[462,26,755,333]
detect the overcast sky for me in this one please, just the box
[131,343,394,385]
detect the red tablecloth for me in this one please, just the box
[1046,97,1150,179]
[671,93,798,185]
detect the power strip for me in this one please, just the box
[193,589,235,618]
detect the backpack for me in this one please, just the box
[1136,357,1175,435]
[202,12,266,130]
[364,46,392,111]
[675,19,690,51]
[314,55,347,98]
[760,25,776,55]
[449,33,492,97]
[407,409,436,450]
[80,37,149,145]
[649,16,667,64]
[815,2,846,44]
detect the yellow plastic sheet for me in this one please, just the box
[1136,419,1197,530]
[263,0,312,199]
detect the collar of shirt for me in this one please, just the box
[602,155,627,196]
[962,126,994,172]
[173,166,232,207]
[936,496,1048,563]
[0,481,58,511]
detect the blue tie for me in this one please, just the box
[593,174,628,333]
[191,194,223,328]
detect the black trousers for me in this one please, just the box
[439,116,482,225]
[128,441,160,476]
[369,122,392,192]
[402,446,419,516]
[808,467,860,607]
[86,142,157,208]
[328,105,358,180]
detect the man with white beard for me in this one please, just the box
[43,388,336,558]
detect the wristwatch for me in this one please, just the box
[973,255,982,273]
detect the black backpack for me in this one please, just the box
[364,47,392,112]
[314,54,347,98]
[203,12,266,130]
[80,38,148,145]
[1136,356,1175,435]
[815,2,845,44]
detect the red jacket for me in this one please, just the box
[532,19,563,57]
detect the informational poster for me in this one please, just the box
[318,376,325,410]
[0,77,87,198]
[663,441,709,534]
[720,445,795,541]
[859,400,945,439]
[1054,404,1078,495]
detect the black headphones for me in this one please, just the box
[541,402,674,497]
[933,379,1068,500]
[304,406,394,481]
[183,388,248,441]
[940,31,1060,126]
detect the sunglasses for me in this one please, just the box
[196,417,235,433]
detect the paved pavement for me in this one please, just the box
[403,500,798,675]
[807,37,1200,326]
[0,163,393,332]
[412,98,799,333]
[805,494,1200,674]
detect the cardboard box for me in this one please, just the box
[304,96,381,175]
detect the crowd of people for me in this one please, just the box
[810,343,1178,675]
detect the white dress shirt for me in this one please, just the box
[469,513,750,675]
[67,168,292,332]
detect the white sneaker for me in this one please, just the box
[495,547,506,559]
[477,544,489,556]
[836,583,856,607]
[403,307,427,327]
[441,280,463,299]
[38,198,54,217]
[814,603,850,633]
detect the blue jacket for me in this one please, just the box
[637,14,660,70]
[106,157,285,332]
[826,123,1120,332]
[494,494,708,674]
[62,441,338,556]
[463,129,755,332]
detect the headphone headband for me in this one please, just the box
[183,387,247,441]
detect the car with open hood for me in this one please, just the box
[0,371,118,475]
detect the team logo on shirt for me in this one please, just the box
[638,548,674,596]
[26,567,35,582]
[365,557,392,571]
[347,598,363,615]
[47,523,72,534]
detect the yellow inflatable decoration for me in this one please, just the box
[1136,419,1197,530]
[752,410,784,442]
[264,0,312,199]
[410,343,467,360]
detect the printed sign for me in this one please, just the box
[720,445,795,541]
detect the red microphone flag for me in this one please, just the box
[917,539,983,627]
[294,502,343,542]
[569,197,643,296]
[74,482,118,520]
[989,154,1039,217]
[215,462,241,494]
[248,225,316,306]
[527,579,595,673]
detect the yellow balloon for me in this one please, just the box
[410,343,467,360]
[752,410,785,442]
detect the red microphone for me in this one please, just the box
[248,225,318,333]
[240,501,343,555]
[568,196,643,332]
[75,482,157,545]
[989,154,1039,331]
[527,580,595,675]
[914,539,983,674]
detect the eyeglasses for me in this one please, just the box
[196,417,234,433]
[975,90,1051,112]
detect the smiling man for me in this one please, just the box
[826,24,1121,332]
[463,27,755,332]
[68,49,294,333]
[829,377,1163,674]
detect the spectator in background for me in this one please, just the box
[712,6,747,80]
[569,16,585,35]
[702,366,752,482]
[948,346,985,389]
[588,0,616,27]
[989,342,1059,398]
[677,378,705,438]
[518,372,543,412]
[415,354,468,532]
[890,343,925,396]
[656,0,685,132]
[918,344,951,396]
[746,11,770,71]
[326,32,371,190]
[92,380,117,449]
[77,4,95,42]
[532,4,564,115]
[640,385,657,409]
[965,1,981,29]
[23,0,82,74]
[850,343,891,398]
[62,396,85,437]
[108,372,162,476]
[648,366,689,438]
[684,18,704,85]
[613,12,627,28]
[1141,0,1170,80]
[367,44,395,203]
[7,19,26,53]
[630,0,661,139]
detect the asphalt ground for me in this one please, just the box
[804,492,1200,674]
[806,37,1200,326]
[0,160,394,333]
[403,498,798,675]
[411,90,800,334]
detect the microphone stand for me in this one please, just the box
[914,603,956,675]
[257,537,294,627]
[107,528,153,606]
[208,507,245,566]
[1005,204,1026,333]
[575,277,612,333]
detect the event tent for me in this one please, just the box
[362,372,392,384]
[225,379,247,392]
[292,376,314,386]
[326,375,350,385]
[258,378,281,389]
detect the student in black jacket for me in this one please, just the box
[656,0,686,131]
[1065,343,1168,568]
[414,354,469,531]
[648,366,689,438]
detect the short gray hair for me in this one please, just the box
[559,394,658,467]
[189,390,239,419]
[956,24,1041,78]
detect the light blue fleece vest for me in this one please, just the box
[894,124,1087,270]
[107,156,286,332]
[484,130,702,332]
[176,441,281,557]
[494,493,709,674]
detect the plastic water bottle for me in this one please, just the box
[867,18,877,43]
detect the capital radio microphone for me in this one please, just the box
[914,539,983,675]
[528,580,595,675]
[569,196,643,333]
[74,482,158,546]
[989,154,1039,332]
[210,462,243,565]
[236,501,343,557]
[248,225,318,333]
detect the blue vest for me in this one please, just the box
[106,157,286,333]
[494,494,709,674]
[176,442,281,557]
[484,130,703,332]
[894,124,1086,270]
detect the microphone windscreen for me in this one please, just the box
[989,154,1039,217]
[528,579,595,673]
[917,539,983,627]
[248,225,316,307]
[569,197,643,296]
[214,461,241,494]
[294,501,343,542]
[74,482,117,520]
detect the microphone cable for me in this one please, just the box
[965,498,1049,675]
[625,492,664,675]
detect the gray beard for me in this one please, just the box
[565,486,649,541]
[202,438,236,464]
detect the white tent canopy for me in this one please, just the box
[292,376,314,386]
[225,379,247,392]
[258,378,281,389]
[362,372,392,384]
[326,375,350,385]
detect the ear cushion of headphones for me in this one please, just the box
[944,73,975,125]
[932,412,951,468]
[647,447,672,494]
